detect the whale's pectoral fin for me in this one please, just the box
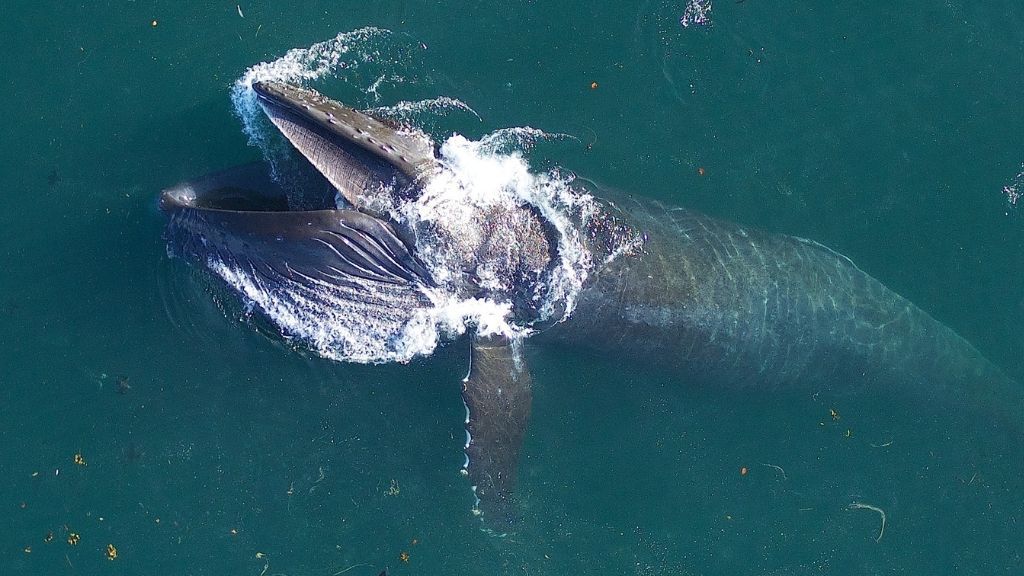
[461,334,532,529]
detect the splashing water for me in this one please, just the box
[476,126,579,156]
[1006,185,1021,206]
[1003,163,1023,211]
[368,97,483,126]
[680,0,712,28]
[231,27,393,148]
[210,30,613,364]
[396,134,598,326]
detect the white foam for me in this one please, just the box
[680,0,712,28]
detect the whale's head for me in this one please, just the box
[160,82,562,362]
[249,81,438,213]
[160,81,441,289]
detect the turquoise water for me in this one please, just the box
[2,2,1023,574]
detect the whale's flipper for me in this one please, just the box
[462,334,533,529]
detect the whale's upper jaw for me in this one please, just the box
[251,81,438,210]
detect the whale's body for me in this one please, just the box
[161,81,1018,530]
[547,196,1009,395]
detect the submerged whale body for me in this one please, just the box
[161,81,1019,529]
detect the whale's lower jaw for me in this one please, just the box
[160,162,438,363]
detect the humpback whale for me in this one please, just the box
[161,81,1019,529]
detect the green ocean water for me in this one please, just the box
[2,2,1024,574]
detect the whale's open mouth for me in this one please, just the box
[159,82,439,289]
[158,84,447,362]
[163,80,436,213]
[160,159,433,283]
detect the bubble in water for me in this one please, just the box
[1006,185,1021,206]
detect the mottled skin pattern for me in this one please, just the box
[544,196,1016,412]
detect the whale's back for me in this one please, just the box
[546,199,1018,418]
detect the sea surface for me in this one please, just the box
[2,2,1023,575]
